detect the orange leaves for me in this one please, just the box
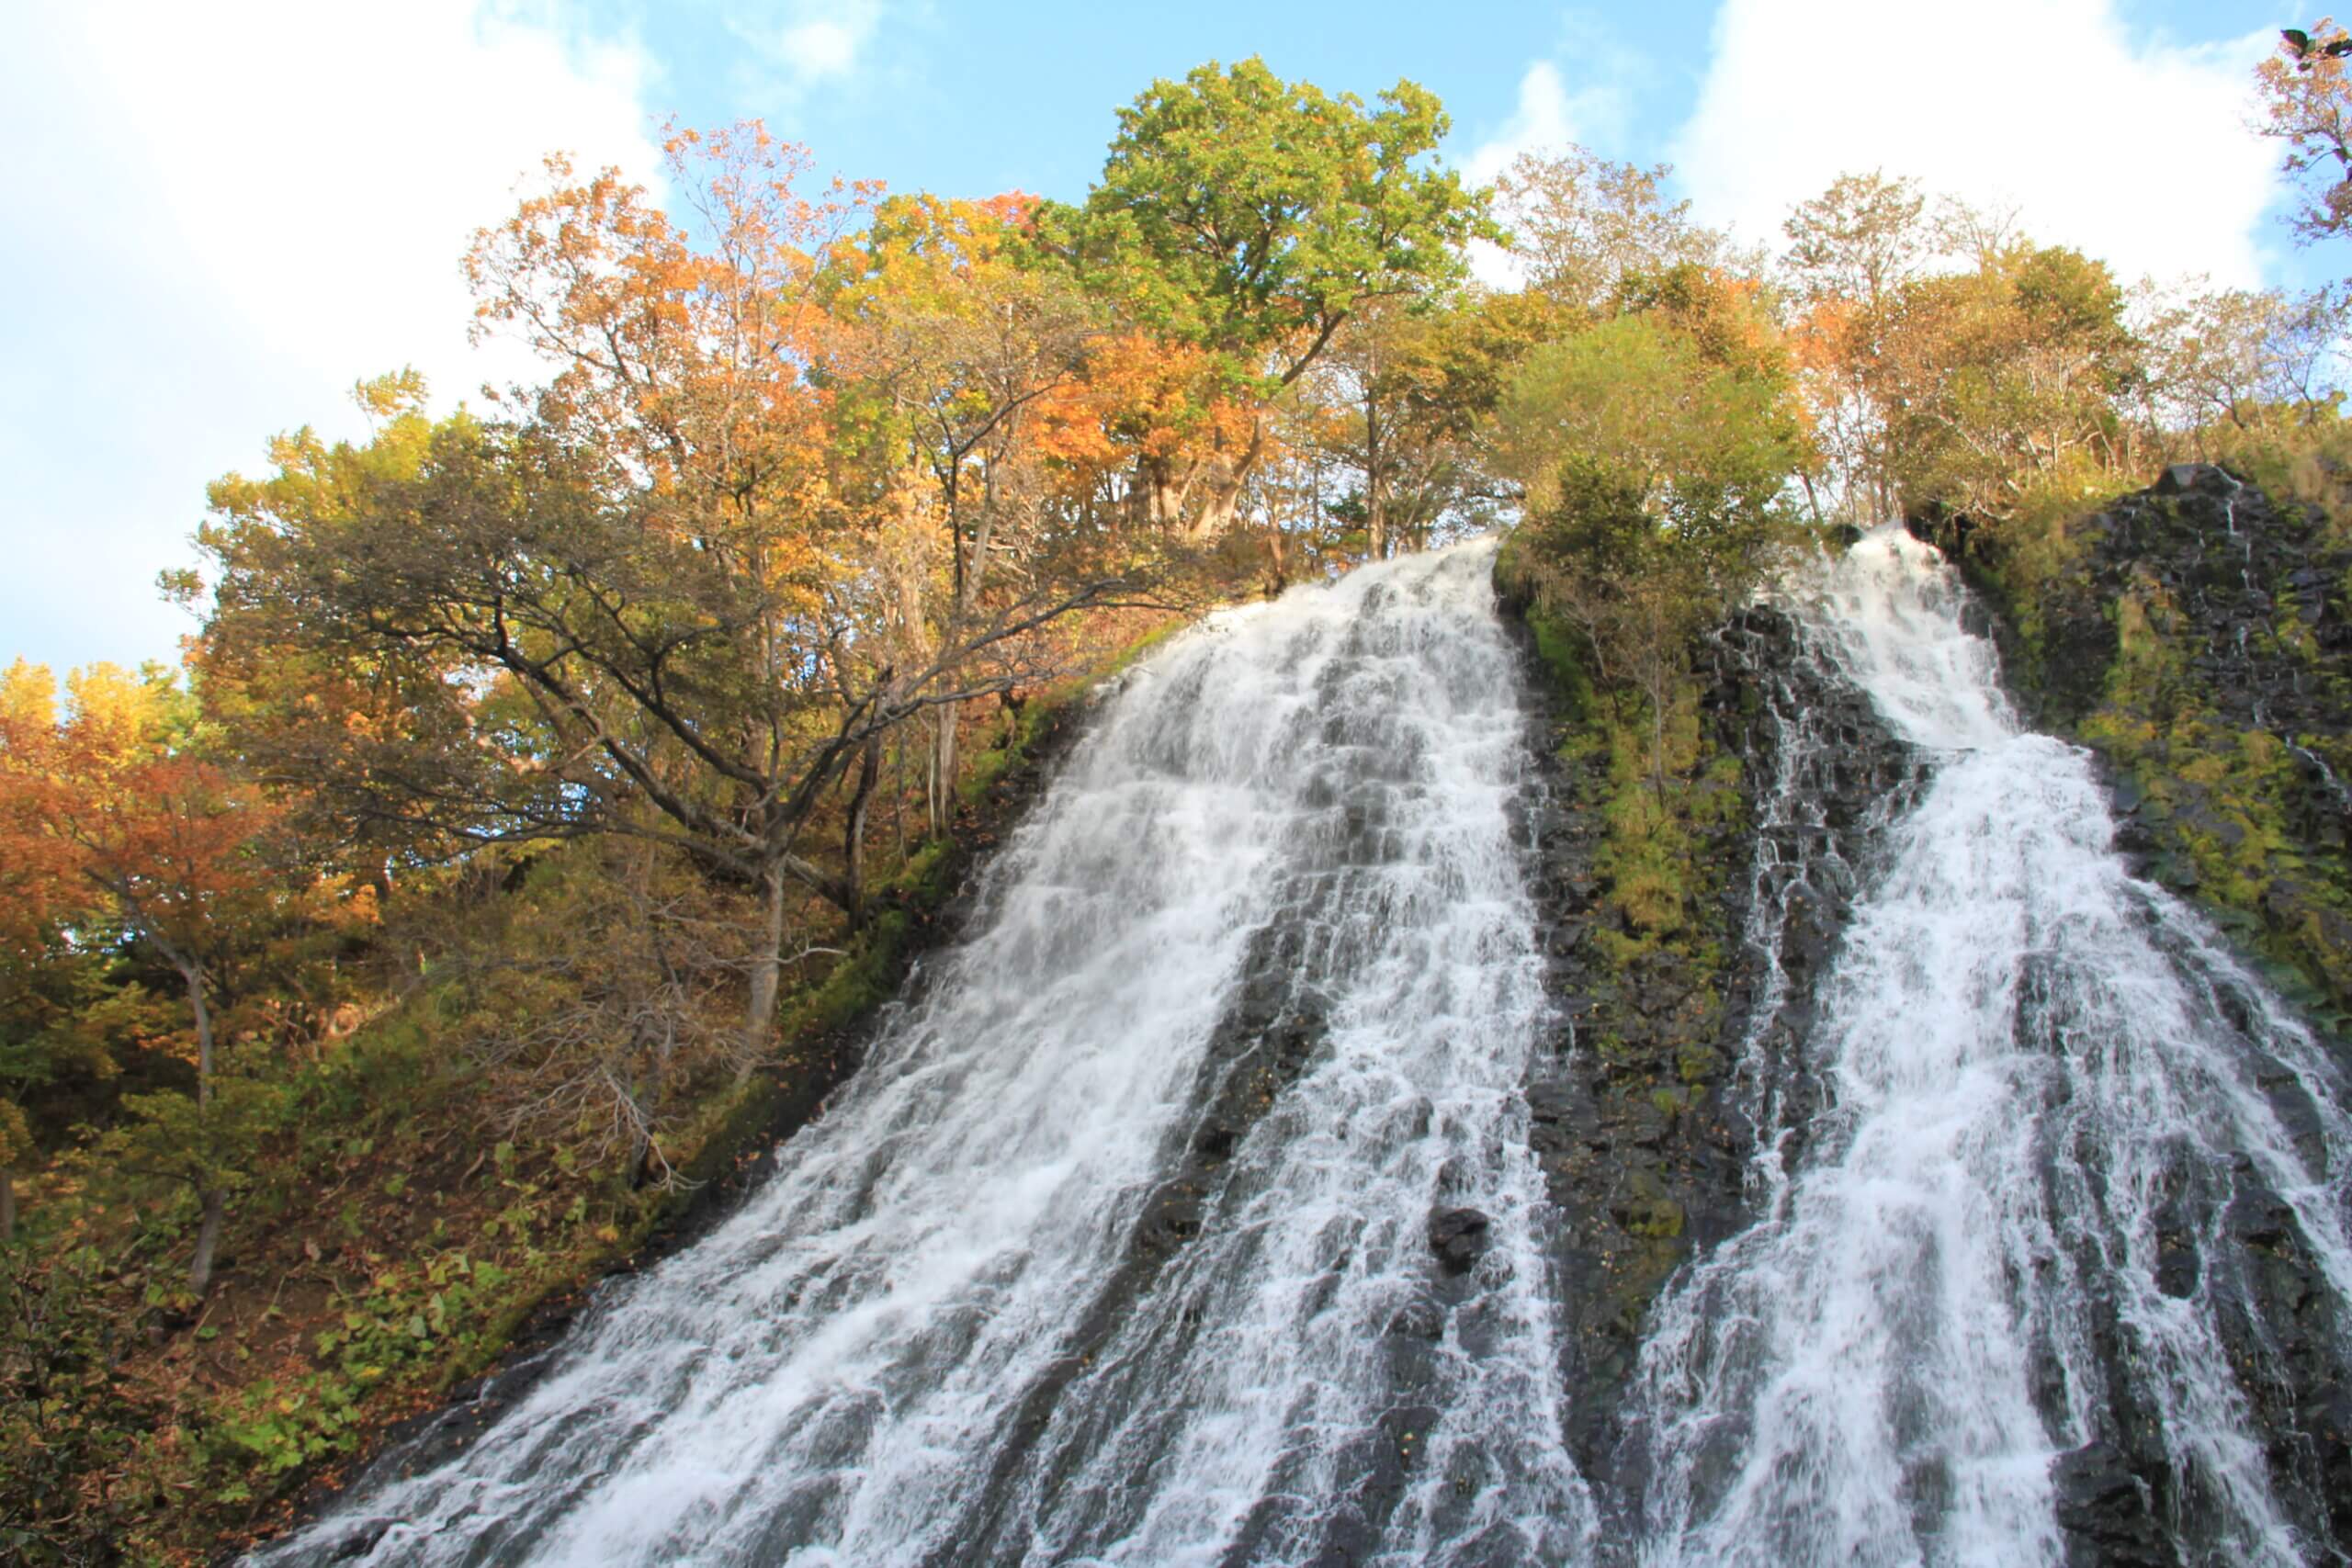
[465,121,868,522]
[1022,331,1259,488]
[0,661,298,981]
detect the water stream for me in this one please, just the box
[261,528,2352,1566]
[267,538,1580,1567]
[1622,527,2352,1566]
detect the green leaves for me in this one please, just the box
[1043,58,1490,391]
[1498,305,1802,567]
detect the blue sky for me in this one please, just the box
[622,0,2278,207]
[0,0,2315,674]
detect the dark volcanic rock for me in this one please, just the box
[1426,1207,1492,1275]
[2051,1441,2174,1567]
[1502,591,1921,1500]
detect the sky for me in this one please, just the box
[0,0,2310,674]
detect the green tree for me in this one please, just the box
[1296,289,1555,558]
[1498,279,1804,784]
[1490,144,1737,313]
[1039,57,1492,535]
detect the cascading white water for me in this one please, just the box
[261,525,2352,1568]
[1624,526,2352,1566]
[266,538,1581,1567]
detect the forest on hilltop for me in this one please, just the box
[8,33,2352,1564]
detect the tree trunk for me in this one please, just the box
[1136,453,1193,529]
[188,1189,225,1299]
[1185,418,1267,542]
[925,731,943,838]
[843,736,882,932]
[180,960,223,1299]
[628,1023,673,1191]
[737,866,790,1087]
[1,1168,15,1245]
[627,1122,652,1191]
[933,702,961,831]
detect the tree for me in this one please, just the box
[1490,145,1735,313]
[820,192,1105,831]
[1773,172,1933,522]
[0,662,79,1245]
[1782,171,1928,308]
[1295,289,1554,558]
[202,411,1124,1074]
[0,664,311,1297]
[1876,242,2143,521]
[2258,19,2352,246]
[2141,280,2351,438]
[1039,58,1491,535]
[1496,281,1804,784]
[202,137,1153,1072]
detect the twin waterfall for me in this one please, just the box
[275,533,2352,1565]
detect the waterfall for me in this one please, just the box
[1623,527,2352,1566]
[266,537,1586,1567]
[260,525,2352,1568]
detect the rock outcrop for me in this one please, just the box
[1506,596,1920,1493]
[1929,462,2352,1021]
[1924,467,2352,1559]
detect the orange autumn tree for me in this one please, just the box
[199,128,1151,1074]
[0,664,325,1296]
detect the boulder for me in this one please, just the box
[1426,1207,1491,1275]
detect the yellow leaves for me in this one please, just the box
[0,1098,31,1168]
[0,658,57,746]
[64,663,173,765]
[353,369,430,423]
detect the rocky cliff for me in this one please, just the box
[1932,464,2352,1024]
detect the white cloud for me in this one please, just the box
[1464,62,1581,190]
[728,2,886,95]
[0,1,664,672]
[779,19,862,78]
[1670,0,2278,288]
[1459,62,1591,290]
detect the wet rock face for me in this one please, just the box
[1506,603,1917,1491]
[1914,469,2352,1561]
[1929,463,2352,1017]
[2079,464,2349,740]
[1941,461,2350,728]
[1426,1207,1492,1275]
[2049,1441,2174,1568]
